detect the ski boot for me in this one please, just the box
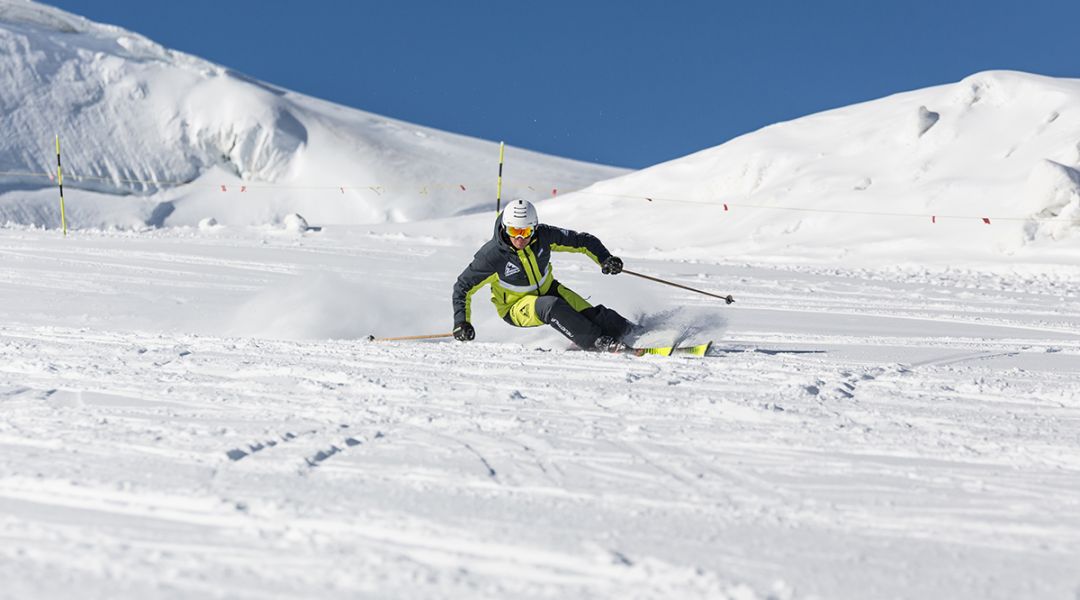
[593,335,627,353]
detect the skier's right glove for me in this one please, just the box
[453,321,475,342]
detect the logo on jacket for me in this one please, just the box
[504,262,521,277]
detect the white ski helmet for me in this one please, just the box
[501,198,538,235]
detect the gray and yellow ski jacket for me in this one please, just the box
[452,214,613,324]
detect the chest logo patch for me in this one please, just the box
[504,262,521,277]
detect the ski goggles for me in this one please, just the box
[507,225,534,238]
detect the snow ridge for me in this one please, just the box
[565,70,1080,264]
[0,0,625,228]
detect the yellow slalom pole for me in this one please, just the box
[496,141,505,213]
[55,134,67,236]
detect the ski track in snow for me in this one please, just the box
[1,228,1079,599]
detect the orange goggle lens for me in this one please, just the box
[507,226,534,238]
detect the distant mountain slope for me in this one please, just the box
[553,70,1080,263]
[0,0,626,227]
[4,2,1078,266]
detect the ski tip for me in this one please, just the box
[689,341,713,357]
[669,341,714,357]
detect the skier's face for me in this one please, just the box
[510,234,531,249]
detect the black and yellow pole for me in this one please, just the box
[496,141,505,213]
[55,134,68,236]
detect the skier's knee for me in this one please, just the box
[532,296,564,323]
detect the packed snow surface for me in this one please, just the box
[1,225,1078,599]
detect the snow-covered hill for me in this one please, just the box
[559,70,1080,266]
[0,0,625,229]
[4,2,1080,268]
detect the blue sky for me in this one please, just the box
[49,0,1080,169]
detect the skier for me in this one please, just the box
[452,198,636,352]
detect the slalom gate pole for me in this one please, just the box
[366,332,455,342]
[496,141,505,213]
[55,134,67,236]
[623,269,735,304]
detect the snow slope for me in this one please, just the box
[561,70,1080,266]
[2,2,1080,599]
[0,0,625,229]
[4,1,1080,269]
[1,226,1078,599]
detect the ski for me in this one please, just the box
[676,341,713,357]
[630,341,712,357]
[565,340,714,357]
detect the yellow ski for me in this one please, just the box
[676,341,712,357]
[631,341,712,357]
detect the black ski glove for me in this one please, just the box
[453,321,475,341]
[601,256,623,275]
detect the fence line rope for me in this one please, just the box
[2,167,1072,224]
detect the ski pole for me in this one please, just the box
[622,269,735,304]
[366,332,454,342]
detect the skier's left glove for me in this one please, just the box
[601,256,623,275]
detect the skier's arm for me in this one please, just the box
[546,226,612,266]
[452,255,498,324]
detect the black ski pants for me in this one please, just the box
[503,284,632,350]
